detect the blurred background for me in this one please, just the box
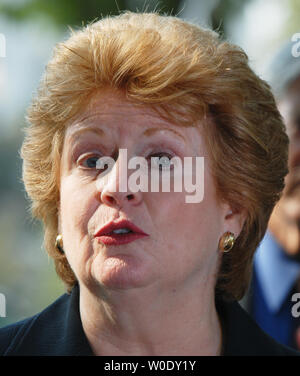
[0,0,299,327]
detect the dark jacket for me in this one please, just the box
[0,284,299,356]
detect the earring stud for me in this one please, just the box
[219,232,235,253]
[55,234,64,254]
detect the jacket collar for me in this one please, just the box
[61,284,94,356]
[13,283,296,356]
[216,295,298,356]
[63,284,293,356]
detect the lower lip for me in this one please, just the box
[95,233,149,245]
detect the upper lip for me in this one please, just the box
[94,218,149,237]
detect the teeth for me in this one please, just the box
[112,228,132,234]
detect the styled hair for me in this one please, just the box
[21,11,289,301]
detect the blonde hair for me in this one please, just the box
[21,11,288,300]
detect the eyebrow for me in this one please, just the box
[143,127,186,141]
[68,125,186,143]
[68,127,105,142]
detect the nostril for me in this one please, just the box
[100,191,137,207]
[106,196,116,205]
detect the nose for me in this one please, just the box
[101,188,139,208]
[97,151,143,209]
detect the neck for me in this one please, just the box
[79,279,223,356]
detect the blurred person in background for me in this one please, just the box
[245,39,300,350]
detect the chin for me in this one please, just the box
[93,254,151,290]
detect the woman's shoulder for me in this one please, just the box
[0,315,38,355]
[218,298,300,356]
[0,292,70,356]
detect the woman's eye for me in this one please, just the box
[149,153,174,170]
[85,156,100,168]
[78,155,101,169]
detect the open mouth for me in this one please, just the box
[94,219,149,246]
[95,230,147,246]
[108,228,134,235]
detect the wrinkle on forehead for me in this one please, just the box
[64,87,208,157]
[67,87,186,134]
[74,87,198,130]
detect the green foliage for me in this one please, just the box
[284,0,300,40]
[211,0,252,36]
[0,0,181,28]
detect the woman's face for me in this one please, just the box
[59,88,240,294]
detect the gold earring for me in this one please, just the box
[55,234,64,254]
[219,232,235,253]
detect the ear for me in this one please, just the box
[221,202,246,239]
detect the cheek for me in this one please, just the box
[59,175,100,282]
[59,175,97,243]
[149,191,221,254]
[178,201,221,251]
[148,167,223,257]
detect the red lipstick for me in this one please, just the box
[94,218,149,245]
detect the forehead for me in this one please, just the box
[67,88,182,130]
[64,88,208,155]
